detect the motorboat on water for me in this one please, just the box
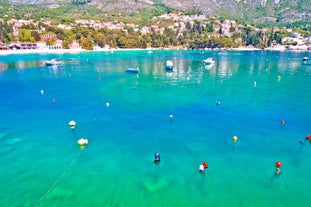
[45,59,63,66]
[125,66,139,73]
[166,60,173,70]
[202,58,215,65]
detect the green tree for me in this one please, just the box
[31,31,41,41]
[46,39,55,46]
[0,22,12,43]
[81,37,93,50]
[18,29,35,42]
[94,33,106,48]
[217,37,233,48]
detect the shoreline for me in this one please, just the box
[0,45,310,56]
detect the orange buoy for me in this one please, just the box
[307,135,311,142]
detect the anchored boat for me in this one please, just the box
[125,66,139,73]
[202,58,215,66]
[166,60,174,70]
[45,59,63,66]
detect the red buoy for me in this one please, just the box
[275,161,282,168]
[307,135,311,141]
[202,161,208,169]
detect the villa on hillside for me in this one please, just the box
[48,39,62,49]
[69,40,80,49]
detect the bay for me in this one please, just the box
[0,50,311,207]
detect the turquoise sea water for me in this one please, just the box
[0,50,311,207]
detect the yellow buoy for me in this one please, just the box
[232,136,238,142]
[77,138,88,146]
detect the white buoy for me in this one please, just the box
[77,138,88,146]
[40,89,44,95]
[169,114,174,124]
[253,81,256,87]
[68,120,76,129]
[199,164,204,172]
[106,102,110,107]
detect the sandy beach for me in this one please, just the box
[0,48,87,56]
[0,45,310,56]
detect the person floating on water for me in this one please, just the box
[154,152,160,165]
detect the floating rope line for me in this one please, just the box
[35,149,83,207]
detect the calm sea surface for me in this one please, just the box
[0,50,311,207]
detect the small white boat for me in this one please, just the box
[166,60,173,70]
[202,58,215,65]
[125,66,139,73]
[45,59,63,66]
